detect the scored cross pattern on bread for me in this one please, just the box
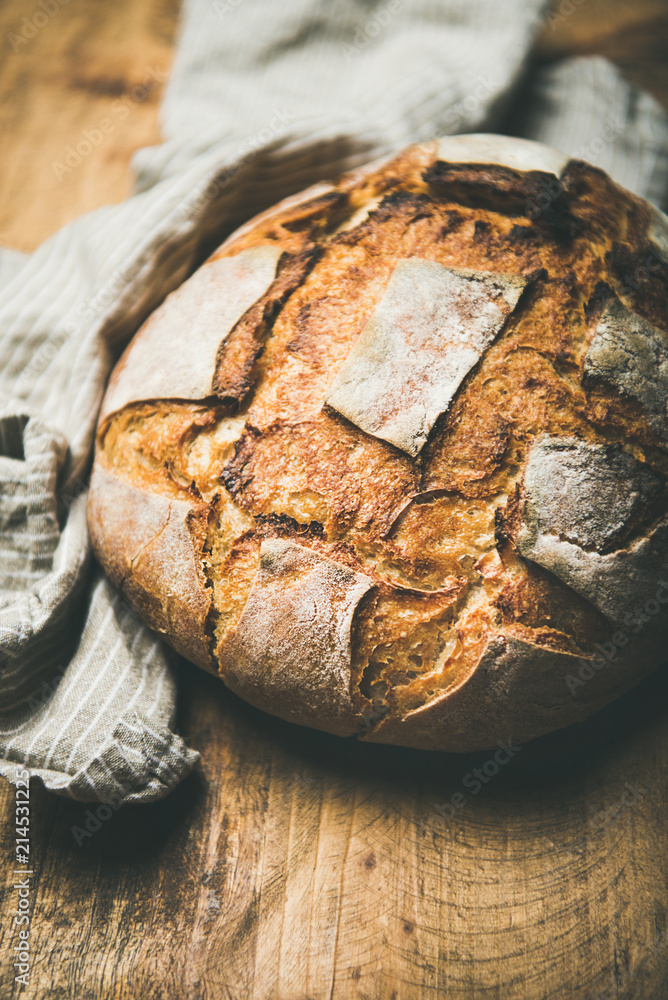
[89,135,668,751]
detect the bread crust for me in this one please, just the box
[88,464,214,672]
[89,134,668,750]
[217,539,373,736]
[361,632,659,752]
[100,246,282,422]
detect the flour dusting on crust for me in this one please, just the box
[435,134,569,177]
[584,298,668,442]
[325,260,527,457]
[520,436,662,551]
[88,464,213,669]
[90,136,668,751]
[517,437,667,623]
[218,539,373,735]
[101,245,281,420]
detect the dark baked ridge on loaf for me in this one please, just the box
[89,135,668,751]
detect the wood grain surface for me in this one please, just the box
[1,665,668,999]
[1,1,668,998]
[0,0,178,251]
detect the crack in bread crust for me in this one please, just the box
[90,136,668,750]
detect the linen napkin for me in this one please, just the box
[1,0,666,803]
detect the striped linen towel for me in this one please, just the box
[0,0,667,804]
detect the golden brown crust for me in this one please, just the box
[89,134,668,751]
[87,464,215,672]
[360,630,659,752]
[99,246,282,423]
[212,245,324,407]
[217,539,373,736]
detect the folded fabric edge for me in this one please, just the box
[0,709,200,805]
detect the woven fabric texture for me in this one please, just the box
[0,0,666,803]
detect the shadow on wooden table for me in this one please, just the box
[49,656,668,855]
[6,658,668,999]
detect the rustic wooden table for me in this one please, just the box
[1,1,667,997]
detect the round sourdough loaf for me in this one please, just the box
[89,134,668,751]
